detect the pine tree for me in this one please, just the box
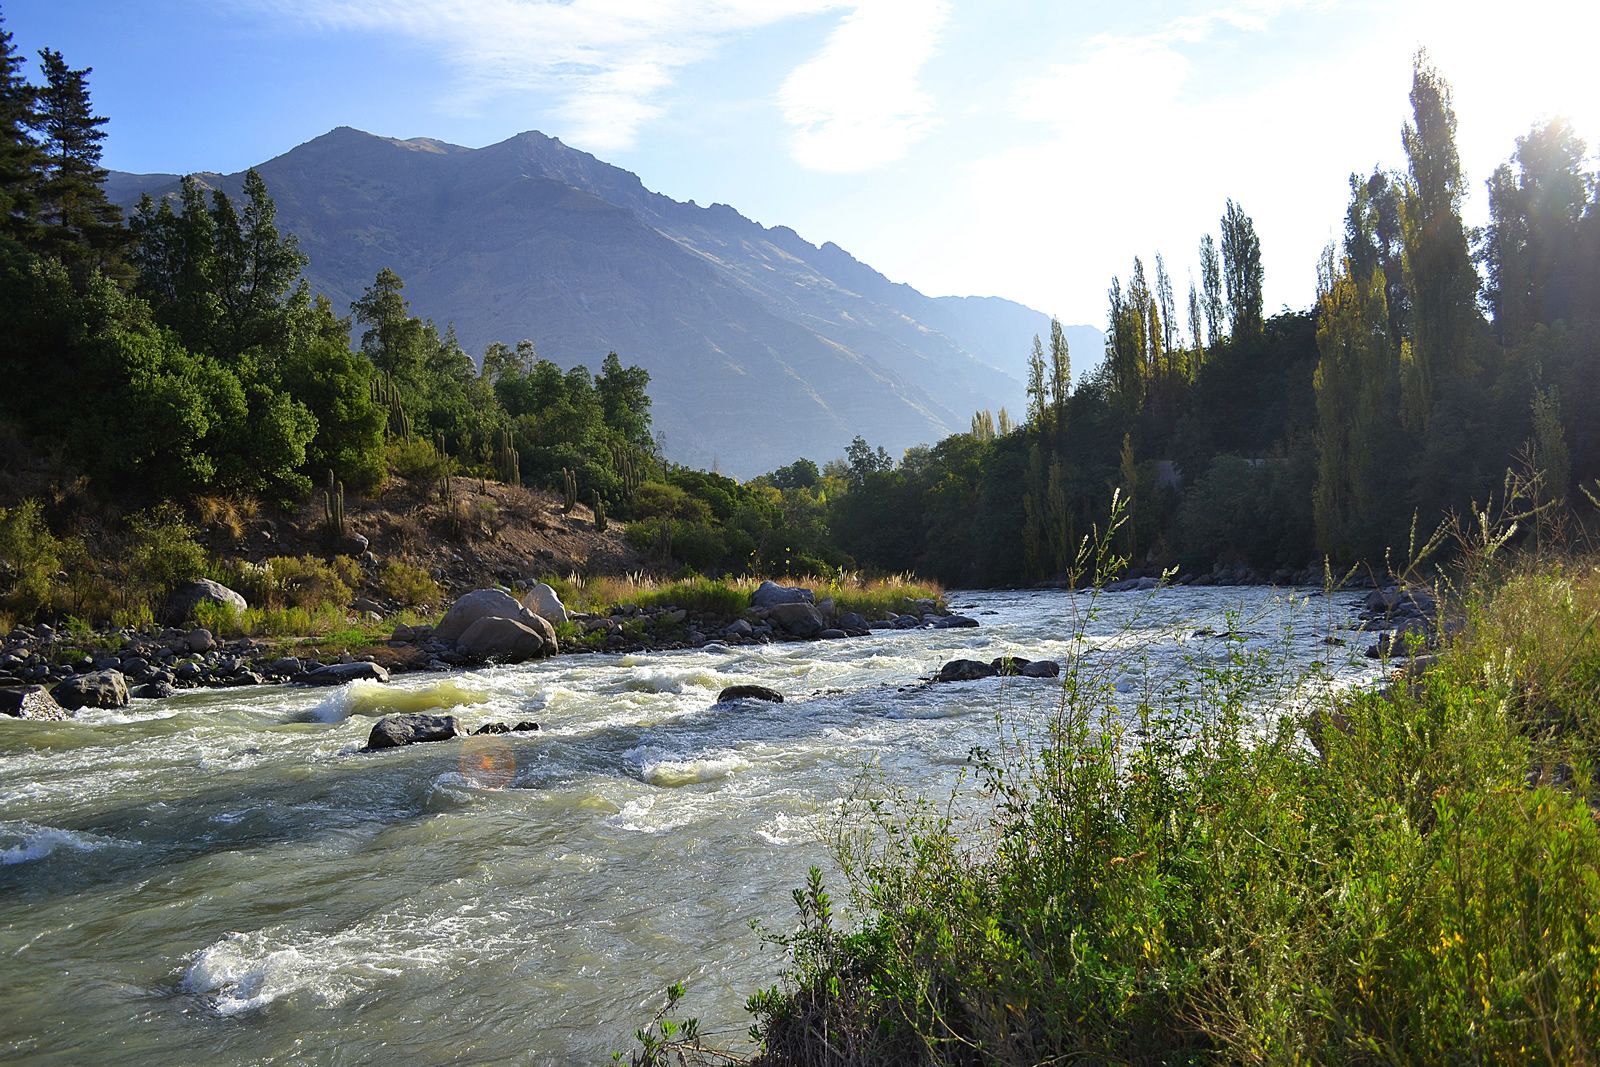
[0,8,40,243]
[32,47,120,266]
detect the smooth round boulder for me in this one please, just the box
[521,582,569,625]
[1019,660,1061,678]
[751,581,813,609]
[455,615,554,663]
[366,713,460,750]
[934,615,980,629]
[717,684,784,704]
[185,628,216,653]
[767,601,825,638]
[434,589,543,645]
[162,579,247,625]
[51,669,129,710]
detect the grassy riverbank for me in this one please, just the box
[635,553,1600,1064]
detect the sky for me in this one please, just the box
[7,0,1599,327]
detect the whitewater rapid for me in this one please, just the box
[0,587,1377,1064]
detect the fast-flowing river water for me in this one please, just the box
[0,587,1378,1065]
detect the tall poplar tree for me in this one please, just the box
[1220,199,1264,337]
[1199,233,1224,347]
[1047,316,1070,433]
[1398,51,1479,429]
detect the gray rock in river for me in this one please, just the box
[717,684,784,704]
[937,659,997,682]
[1019,660,1061,678]
[933,615,980,629]
[751,580,813,609]
[295,662,391,686]
[433,589,546,646]
[51,669,129,710]
[767,601,825,638]
[366,713,461,750]
[454,615,555,663]
[0,684,70,720]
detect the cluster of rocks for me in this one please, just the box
[715,581,973,644]
[364,712,540,751]
[1356,584,1446,659]
[0,614,396,718]
[389,588,560,667]
[1057,565,1380,592]
[935,656,1061,682]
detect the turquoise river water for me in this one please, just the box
[0,587,1378,1064]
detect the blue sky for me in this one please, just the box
[7,0,1598,327]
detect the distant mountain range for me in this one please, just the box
[107,128,1102,477]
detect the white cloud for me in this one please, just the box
[240,0,845,152]
[779,0,952,172]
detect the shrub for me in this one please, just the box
[387,436,440,484]
[0,498,61,618]
[125,504,208,609]
[379,560,441,609]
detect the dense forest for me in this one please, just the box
[2,3,1598,621]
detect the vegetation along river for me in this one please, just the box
[0,587,1379,1064]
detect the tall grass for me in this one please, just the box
[545,571,944,620]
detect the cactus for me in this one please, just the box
[436,432,454,507]
[370,372,412,441]
[561,467,578,513]
[593,493,607,532]
[494,425,521,485]
[321,469,345,544]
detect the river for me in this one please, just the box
[0,586,1378,1065]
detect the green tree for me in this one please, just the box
[31,47,120,268]
[0,9,40,244]
[1220,199,1264,338]
[1047,317,1071,434]
[1199,233,1224,346]
[1025,333,1047,430]
[1398,51,1480,430]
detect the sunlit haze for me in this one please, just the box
[9,0,1599,326]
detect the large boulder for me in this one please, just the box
[717,684,784,704]
[934,615,979,629]
[751,581,813,609]
[162,579,248,625]
[521,582,569,625]
[434,589,543,645]
[51,669,129,710]
[455,615,554,663]
[937,659,997,683]
[767,601,825,638]
[295,661,391,686]
[366,713,461,750]
[0,685,70,721]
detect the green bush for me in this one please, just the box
[0,498,62,619]
[125,504,208,608]
[379,559,441,609]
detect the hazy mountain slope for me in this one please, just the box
[107,127,1093,475]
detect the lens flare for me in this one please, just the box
[458,738,516,789]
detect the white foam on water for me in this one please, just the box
[0,821,124,865]
[610,666,726,695]
[639,753,751,787]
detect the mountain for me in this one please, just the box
[106,127,1102,477]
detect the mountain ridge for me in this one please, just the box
[106,127,1102,476]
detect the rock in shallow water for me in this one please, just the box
[937,659,996,682]
[717,684,784,704]
[0,684,70,720]
[295,662,391,686]
[51,669,129,710]
[366,713,461,750]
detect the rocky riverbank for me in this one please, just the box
[0,580,976,720]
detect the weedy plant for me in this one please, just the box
[633,485,1600,1065]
